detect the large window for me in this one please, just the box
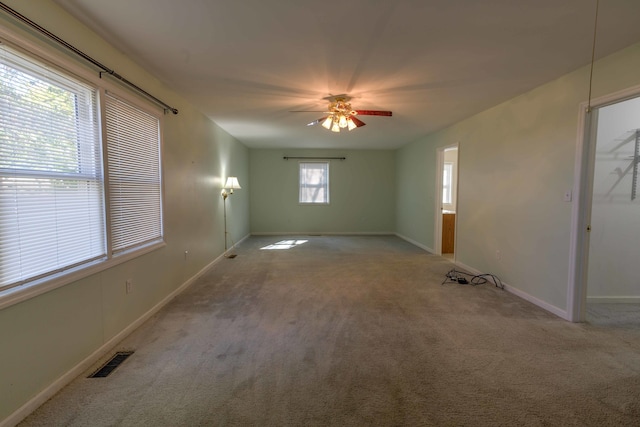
[0,43,163,293]
[299,162,329,204]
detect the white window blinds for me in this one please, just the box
[105,93,162,254]
[0,45,105,289]
[299,162,329,204]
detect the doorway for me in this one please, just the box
[586,97,640,325]
[435,145,458,259]
[571,89,640,322]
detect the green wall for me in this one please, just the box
[0,1,249,423]
[250,149,395,234]
[396,41,640,315]
[396,140,437,250]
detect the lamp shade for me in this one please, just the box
[321,116,333,130]
[224,177,241,190]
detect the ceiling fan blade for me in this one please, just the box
[290,110,329,113]
[350,116,366,128]
[307,116,328,126]
[355,110,392,117]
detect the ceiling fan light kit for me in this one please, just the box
[305,97,392,133]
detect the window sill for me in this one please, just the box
[0,240,166,311]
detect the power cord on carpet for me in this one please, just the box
[441,268,505,289]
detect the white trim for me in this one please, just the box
[568,83,640,322]
[567,102,592,322]
[587,296,640,304]
[395,233,435,253]
[454,261,569,320]
[250,232,395,236]
[0,251,228,427]
[230,233,250,248]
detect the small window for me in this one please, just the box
[299,162,329,204]
[442,162,453,204]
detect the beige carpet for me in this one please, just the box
[19,236,640,426]
[587,303,640,329]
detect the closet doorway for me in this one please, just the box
[571,89,640,323]
[586,97,640,325]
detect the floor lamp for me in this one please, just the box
[221,176,241,258]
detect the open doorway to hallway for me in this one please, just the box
[435,145,458,260]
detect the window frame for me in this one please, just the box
[298,161,330,205]
[0,45,106,290]
[442,162,453,205]
[0,30,166,309]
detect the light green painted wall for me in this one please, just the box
[250,149,395,234]
[396,141,436,248]
[396,41,640,314]
[0,1,249,422]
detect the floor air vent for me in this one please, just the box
[88,351,134,378]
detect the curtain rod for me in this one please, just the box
[283,156,346,160]
[0,2,178,115]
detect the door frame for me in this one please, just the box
[568,84,640,322]
[434,143,459,257]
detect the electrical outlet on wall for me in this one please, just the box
[496,250,502,261]
[125,279,132,294]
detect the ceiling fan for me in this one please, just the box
[298,96,392,133]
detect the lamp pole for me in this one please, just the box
[221,177,240,258]
[222,191,228,252]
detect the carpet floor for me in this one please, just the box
[19,235,640,426]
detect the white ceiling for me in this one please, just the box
[53,0,640,150]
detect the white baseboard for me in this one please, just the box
[454,261,569,321]
[587,296,640,304]
[230,233,250,249]
[1,252,227,427]
[505,282,569,320]
[394,233,434,253]
[250,231,395,236]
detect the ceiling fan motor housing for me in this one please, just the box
[305,96,392,132]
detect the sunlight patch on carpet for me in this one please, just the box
[261,240,308,250]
